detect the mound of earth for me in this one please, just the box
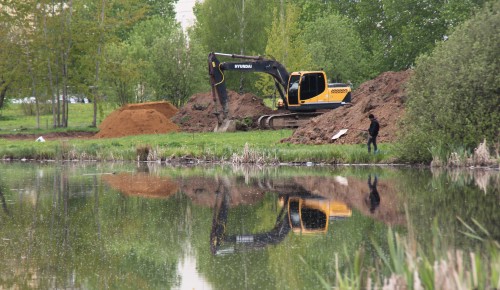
[172,91,274,132]
[94,101,179,138]
[282,70,412,145]
[102,173,178,199]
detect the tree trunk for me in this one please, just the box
[43,8,57,128]
[61,0,73,128]
[93,0,106,128]
[0,79,7,110]
[239,0,245,94]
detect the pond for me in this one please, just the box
[0,162,499,289]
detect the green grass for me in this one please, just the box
[0,102,117,133]
[1,103,397,163]
[0,130,396,163]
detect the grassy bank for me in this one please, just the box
[0,130,396,164]
[0,103,398,163]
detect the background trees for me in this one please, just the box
[2,0,490,108]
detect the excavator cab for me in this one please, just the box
[288,196,352,234]
[285,72,350,112]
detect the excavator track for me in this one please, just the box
[258,112,323,130]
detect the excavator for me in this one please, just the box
[210,184,352,255]
[208,52,352,132]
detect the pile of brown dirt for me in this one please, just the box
[94,101,179,138]
[282,70,412,145]
[172,91,274,132]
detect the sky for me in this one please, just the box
[175,0,198,30]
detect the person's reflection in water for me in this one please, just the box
[366,175,380,213]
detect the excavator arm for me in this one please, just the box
[210,189,291,255]
[208,52,290,128]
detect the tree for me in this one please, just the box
[102,41,143,105]
[144,0,178,18]
[192,0,275,93]
[0,1,27,110]
[255,2,313,97]
[398,1,500,162]
[302,13,377,87]
[326,0,490,71]
[101,15,206,107]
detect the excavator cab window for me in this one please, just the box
[289,200,301,229]
[287,75,300,105]
[301,207,327,230]
[300,73,326,101]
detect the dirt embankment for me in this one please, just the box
[282,70,412,145]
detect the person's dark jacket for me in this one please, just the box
[368,118,380,137]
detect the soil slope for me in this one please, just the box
[282,70,412,145]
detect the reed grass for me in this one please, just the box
[430,139,499,168]
[324,212,500,289]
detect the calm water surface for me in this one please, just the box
[0,162,499,289]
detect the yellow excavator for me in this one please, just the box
[210,189,352,255]
[208,52,352,132]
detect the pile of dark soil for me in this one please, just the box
[282,70,412,145]
[172,90,274,132]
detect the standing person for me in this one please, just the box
[367,114,379,153]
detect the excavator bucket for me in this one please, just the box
[214,119,236,132]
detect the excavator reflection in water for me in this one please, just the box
[210,184,352,255]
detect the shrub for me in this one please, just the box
[398,2,500,163]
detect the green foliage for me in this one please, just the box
[325,0,488,71]
[255,3,313,96]
[398,1,500,163]
[101,16,207,107]
[150,25,199,106]
[192,0,275,94]
[302,13,377,86]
